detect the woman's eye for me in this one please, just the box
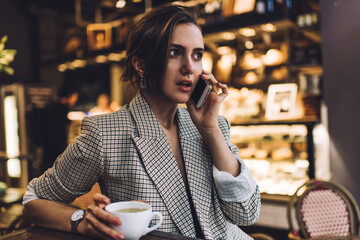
[169,49,180,57]
[193,52,203,60]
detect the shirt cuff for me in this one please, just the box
[23,178,40,205]
[213,156,257,202]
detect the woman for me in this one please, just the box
[23,4,260,240]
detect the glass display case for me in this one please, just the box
[231,123,310,195]
[230,120,330,196]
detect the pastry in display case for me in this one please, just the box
[230,124,310,196]
[220,87,264,123]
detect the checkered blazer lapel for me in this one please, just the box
[177,107,218,237]
[129,93,196,237]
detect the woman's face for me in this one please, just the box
[162,23,205,105]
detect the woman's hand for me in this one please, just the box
[187,70,240,176]
[187,70,228,132]
[78,193,123,240]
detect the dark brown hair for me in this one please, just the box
[121,3,200,95]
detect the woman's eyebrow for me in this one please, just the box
[170,44,205,52]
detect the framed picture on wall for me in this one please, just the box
[86,23,112,51]
[265,83,298,120]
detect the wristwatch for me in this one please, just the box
[71,209,86,233]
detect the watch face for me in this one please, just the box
[71,210,85,221]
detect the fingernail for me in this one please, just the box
[116,234,124,240]
[114,218,121,225]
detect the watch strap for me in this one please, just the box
[71,209,86,233]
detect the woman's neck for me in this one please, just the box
[142,91,178,129]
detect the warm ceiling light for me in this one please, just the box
[262,49,283,66]
[217,46,233,55]
[261,23,277,32]
[202,51,213,72]
[95,55,108,63]
[65,61,75,70]
[116,0,126,8]
[58,64,67,72]
[245,40,254,49]
[243,71,258,85]
[220,32,236,40]
[242,51,263,69]
[72,59,87,68]
[218,54,236,69]
[108,52,125,61]
[238,28,256,37]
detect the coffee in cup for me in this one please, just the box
[105,201,163,240]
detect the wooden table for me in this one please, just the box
[309,237,360,240]
[0,226,199,240]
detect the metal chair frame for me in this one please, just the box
[287,180,360,239]
[250,233,275,240]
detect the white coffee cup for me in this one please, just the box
[105,201,163,240]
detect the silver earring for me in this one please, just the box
[140,75,147,90]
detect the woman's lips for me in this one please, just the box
[176,80,192,92]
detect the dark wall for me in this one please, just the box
[0,0,38,84]
[321,0,360,206]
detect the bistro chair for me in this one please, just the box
[287,180,360,240]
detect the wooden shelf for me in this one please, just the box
[230,116,319,126]
[201,10,296,35]
[292,64,323,75]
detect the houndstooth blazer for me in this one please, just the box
[33,92,260,240]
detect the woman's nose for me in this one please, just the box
[181,55,194,75]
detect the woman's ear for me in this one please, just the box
[132,56,145,75]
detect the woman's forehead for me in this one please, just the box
[171,23,204,47]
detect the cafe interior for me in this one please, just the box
[0,0,360,239]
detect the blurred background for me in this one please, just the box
[1,0,360,237]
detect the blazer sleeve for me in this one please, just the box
[32,116,104,203]
[214,116,261,226]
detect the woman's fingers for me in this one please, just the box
[88,203,121,226]
[85,212,123,240]
[217,82,228,98]
[86,198,123,240]
[93,193,110,208]
[80,194,124,239]
[201,70,228,98]
[201,70,218,92]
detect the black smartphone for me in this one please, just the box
[190,77,211,109]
